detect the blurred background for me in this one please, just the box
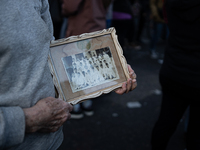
[48,0,188,149]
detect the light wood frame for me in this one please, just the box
[48,27,130,105]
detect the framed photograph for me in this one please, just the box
[48,27,130,105]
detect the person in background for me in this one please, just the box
[133,0,150,50]
[48,0,63,39]
[62,0,112,37]
[149,0,169,59]
[0,0,137,149]
[111,0,135,49]
[106,1,114,28]
[151,0,200,149]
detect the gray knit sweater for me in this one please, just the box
[0,0,63,149]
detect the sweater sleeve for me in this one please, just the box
[41,0,54,40]
[0,107,25,149]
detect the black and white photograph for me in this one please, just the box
[49,28,130,103]
[62,47,119,93]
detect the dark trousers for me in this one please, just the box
[151,74,200,150]
[111,19,134,48]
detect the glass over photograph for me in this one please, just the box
[62,47,119,93]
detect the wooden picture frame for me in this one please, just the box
[48,27,130,105]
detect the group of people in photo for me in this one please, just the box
[62,47,119,92]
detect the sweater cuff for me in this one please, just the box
[0,106,25,148]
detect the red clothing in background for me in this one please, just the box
[62,0,109,37]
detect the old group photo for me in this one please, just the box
[62,47,119,93]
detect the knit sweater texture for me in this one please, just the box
[0,0,63,149]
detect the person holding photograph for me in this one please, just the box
[0,0,137,149]
[0,0,73,149]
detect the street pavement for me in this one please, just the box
[58,38,187,150]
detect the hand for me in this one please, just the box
[115,64,137,95]
[23,97,73,133]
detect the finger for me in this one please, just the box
[54,111,71,120]
[52,102,72,116]
[126,78,132,93]
[127,64,133,74]
[115,82,127,95]
[49,120,61,126]
[127,64,132,72]
[130,71,136,79]
[56,115,69,126]
[49,116,68,126]
[47,114,69,129]
[50,107,65,117]
[60,101,73,113]
[127,65,136,79]
[66,103,73,112]
[131,79,137,91]
[50,127,60,132]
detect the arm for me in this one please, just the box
[41,0,54,40]
[0,0,72,148]
[115,64,137,95]
[0,97,73,149]
[23,97,73,133]
[62,0,83,17]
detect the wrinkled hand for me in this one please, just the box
[23,97,73,133]
[115,64,137,95]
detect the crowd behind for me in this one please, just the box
[48,0,168,118]
[0,0,199,149]
[49,0,200,150]
[49,0,168,59]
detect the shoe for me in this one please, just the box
[158,59,163,64]
[134,45,141,50]
[82,106,94,116]
[71,110,84,119]
[71,104,84,119]
[128,42,141,50]
[150,51,158,59]
[81,100,94,116]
